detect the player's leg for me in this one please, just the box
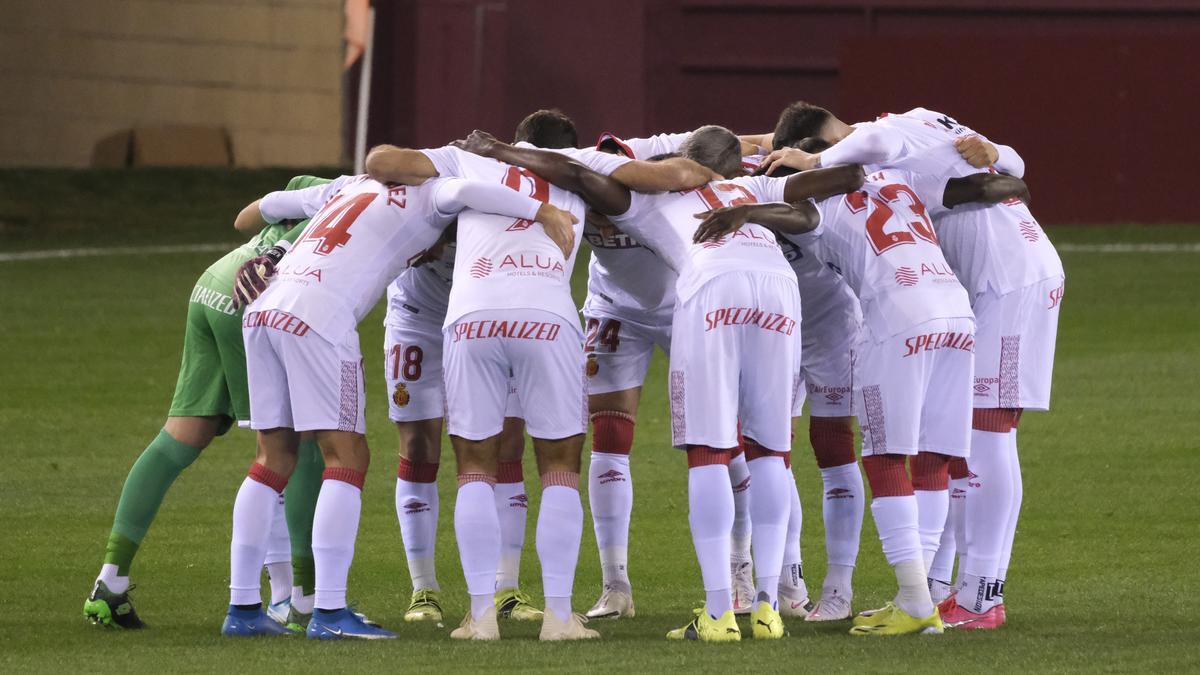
[778,464,813,617]
[442,312,510,640]
[284,433,322,620]
[585,386,640,618]
[806,416,861,621]
[912,451,952,574]
[582,314,658,619]
[728,438,754,615]
[85,298,227,628]
[849,323,942,637]
[262,490,293,621]
[737,274,802,639]
[665,284,742,642]
[394,418,443,620]
[508,312,595,640]
[928,456,968,603]
[494,415,543,620]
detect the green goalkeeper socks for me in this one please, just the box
[286,437,324,595]
[103,429,202,574]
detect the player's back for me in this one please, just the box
[869,108,986,181]
[583,217,677,324]
[255,175,451,343]
[615,175,796,302]
[387,242,455,325]
[802,167,972,339]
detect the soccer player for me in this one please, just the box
[763,104,1061,628]
[224,170,576,639]
[83,176,328,630]
[711,151,1029,636]
[366,110,716,640]
[453,126,863,641]
[386,232,542,623]
[584,130,759,619]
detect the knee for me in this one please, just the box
[590,410,636,455]
[910,452,950,491]
[809,417,856,468]
[861,454,912,497]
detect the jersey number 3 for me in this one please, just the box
[302,193,378,255]
[846,184,937,256]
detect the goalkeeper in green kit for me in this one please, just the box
[84,176,330,630]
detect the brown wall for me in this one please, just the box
[1,0,344,167]
[371,0,1200,224]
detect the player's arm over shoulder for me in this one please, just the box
[365,144,441,184]
[609,157,718,192]
[942,173,1030,208]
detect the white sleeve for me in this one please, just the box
[258,175,352,223]
[431,178,542,221]
[419,145,464,178]
[628,132,690,159]
[819,124,904,167]
[565,147,632,177]
[991,143,1026,178]
[738,175,788,203]
[612,189,650,223]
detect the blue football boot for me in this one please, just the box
[306,607,397,640]
[221,605,294,637]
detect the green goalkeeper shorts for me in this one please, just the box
[167,273,248,434]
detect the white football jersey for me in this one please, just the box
[612,175,797,302]
[794,167,973,340]
[385,242,455,326]
[421,144,630,329]
[823,108,1059,296]
[777,234,859,319]
[584,132,691,325]
[253,175,539,343]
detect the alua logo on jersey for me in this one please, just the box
[469,253,564,279]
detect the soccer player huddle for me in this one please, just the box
[83,101,1064,642]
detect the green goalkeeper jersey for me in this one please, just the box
[191,175,331,314]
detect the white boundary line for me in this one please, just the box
[1,241,1198,263]
[0,242,240,262]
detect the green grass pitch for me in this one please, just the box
[1,170,1198,672]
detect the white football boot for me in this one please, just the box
[805,587,853,622]
[731,558,755,615]
[586,581,636,619]
[540,611,600,641]
[450,606,500,641]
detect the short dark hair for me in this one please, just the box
[514,109,577,148]
[680,125,741,178]
[772,101,832,151]
[794,136,832,154]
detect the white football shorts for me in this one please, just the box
[971,275,1064,411]
[582,308,672,396]
[669,271,801,453]
[795,290,860,418]
[244,310,366,434]
[855,316,975,458]
[443,309,584,441]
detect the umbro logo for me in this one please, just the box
[509,494,529,509]
[826,487,854,500]
[598,469,626,484]
[951,487,967,499]
[732,477,751,493]
[403,499,430,514]
[974,383,990,393]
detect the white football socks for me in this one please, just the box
[729,451,752,564]
[537,481,583,621]
[780,472,803,585]
[915,488,949,574]
[871,495,934,618]
[96,564,129,595]
[455,479,500,619]
[689,464,735,618]
[818,462,864,595]
[928,473,967,585]
[264,492,292,604]
[997,427,1023,598]
[230,476,278,606]
[747,456,789,608]
[956,429,1013,613]
[495,479,528,591]
[395,477,440,591]
[312,477,362,611]
[588,452,633,587]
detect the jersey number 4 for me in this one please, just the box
[846,184,937,256]
[503,166,550,231]
[302,193,378,255]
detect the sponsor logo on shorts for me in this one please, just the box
[586,356,600,378]
[598,469,626,484]
[508,493,529,509]
[1048,283,1065,309]
[808,383,850,404]
[703,307,796,335]
[242,309,312,336]
[974,378,997,396]
[732,477,751,493]
[894,266,918,287]
[392,382,410,408]
[452,319,562,342]
[1019,220,1040,242]
[825,487,854,500]
[189,285,238,316]
[470,257,493,278]
[402,499,430,515]
[902,331,974,357]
